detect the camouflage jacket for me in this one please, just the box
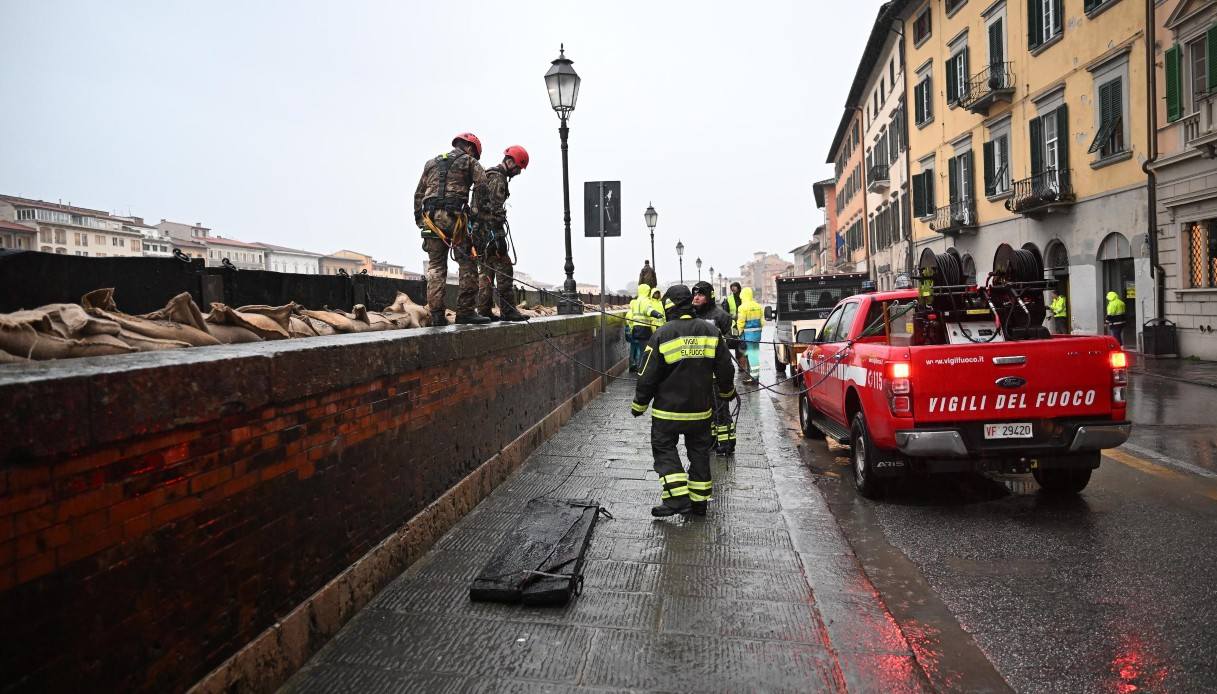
[413,149,488,223]
[474,164,512,229]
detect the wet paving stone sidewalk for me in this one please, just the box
[282,376,928,693]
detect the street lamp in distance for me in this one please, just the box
[544,44,582,314]
[675,240,684,285]
[708,265,715,291]
[644,203,658,275]
[696,257,702,282]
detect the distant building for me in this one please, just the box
[738,252,793,305]
[812,177,839,270]
[206,236,266,270]
[260,242,323,274]
[319,253,364,276]
[371,259,416,279]
[158,219,211,260]
[0,201,36,251]
[1,195,144,257]
[330,249,375,274]
[114,216,172,258]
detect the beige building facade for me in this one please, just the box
[1,195,143,258]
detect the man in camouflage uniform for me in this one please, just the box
[475,145,530,322]
[414,132,491,326]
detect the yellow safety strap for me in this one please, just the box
[651,408,712,421]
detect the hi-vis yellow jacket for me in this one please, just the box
[632,313,736,421]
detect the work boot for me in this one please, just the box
[500,308,530,322]
[430,310,449,327]
[455,312,492,325]
[651,501,691,518]
[480,310,500,322]
[688,501,707,516]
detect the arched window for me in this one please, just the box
[1097,232,1132,261]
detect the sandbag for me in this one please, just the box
[0,316,136,360]
[206,303,290,340]
[299,309,364,334]
[117,329,191,352]
[206,323,263,344]
[303,316,336,336]
[236,303,295,332]
[84,288,220,347]
[0,349,29,364]
[142,292,212,332]
[37,303,121,338]
[288,315,318,338]
[351,305,389,332]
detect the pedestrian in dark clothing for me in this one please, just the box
[632,285,736,517]
[693,281,737,455]
[639,260,658,291]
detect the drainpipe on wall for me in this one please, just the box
[1142,0,1166,325]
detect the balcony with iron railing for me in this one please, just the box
[957,62,1015,115]
[867,163,890,192]
[928,199,977,234]
[1185,92,1217,158]
[1005,169,1075,216]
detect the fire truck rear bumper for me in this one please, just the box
[894,430,969,457]
[1068,423,1131,451]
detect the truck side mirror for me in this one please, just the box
[796,328,818,344]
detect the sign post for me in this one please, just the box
[585,181,621,376]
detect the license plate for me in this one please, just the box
[984,423,1033,439]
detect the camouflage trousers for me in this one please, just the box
[477,250,516,315]
[422,237,478,314]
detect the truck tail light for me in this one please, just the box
[1110,351,1128,404]
[886,362,912,416]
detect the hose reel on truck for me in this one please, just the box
[913,244,1055,346]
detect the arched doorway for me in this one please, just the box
[1045,240,1070,333]
[1098,232,1134,346]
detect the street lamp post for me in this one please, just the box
[696,257,702,282]
[718,272,724,297]
[708,265,714,291]
[545,44,582,315]
[675,240,684,284]
[644,203,658,276]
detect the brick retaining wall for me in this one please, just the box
[0,315,625,693]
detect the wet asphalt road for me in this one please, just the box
[773,370,1217,693]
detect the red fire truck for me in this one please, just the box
[796,246,1130,498]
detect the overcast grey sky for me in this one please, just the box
[0,0,880,291]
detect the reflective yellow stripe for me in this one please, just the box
[687,480,712,491]
[660,473,689,485]
[688,491,711,502]
[638,346,654,374]
[718,389,736,399]
[651,408,712,421]
[658,336,718,363]
[661,488,690,499]
[631,402,647,413]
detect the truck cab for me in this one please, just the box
[772,272,867,376]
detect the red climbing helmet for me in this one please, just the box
[452,132,482,159]
[503,145,530,170]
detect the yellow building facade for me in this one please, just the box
[898,0,1151,342]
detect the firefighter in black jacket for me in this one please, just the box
[632,285,736,517]
[692,281,738,455]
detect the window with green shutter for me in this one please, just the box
[946,55,959,103]
[1089,78,1124,158]
[1166,44,1182,122]
[1028,0,1043,49]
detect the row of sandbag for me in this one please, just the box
[0,289,433,363]
[0,287,624,364]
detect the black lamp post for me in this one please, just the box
[675,240,684,284]
[718,272,724,297]
[696,257,702,282]
[708,265,714,291]
[545,44,582,314]
[644,203,658,275]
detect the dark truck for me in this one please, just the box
[772,272,868,376]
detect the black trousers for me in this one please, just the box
[652,417,714,509]
[712,397,736,449]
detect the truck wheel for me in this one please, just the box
[1033,467,1092,495]
[850,411,885,500]
[798,392,817,438]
